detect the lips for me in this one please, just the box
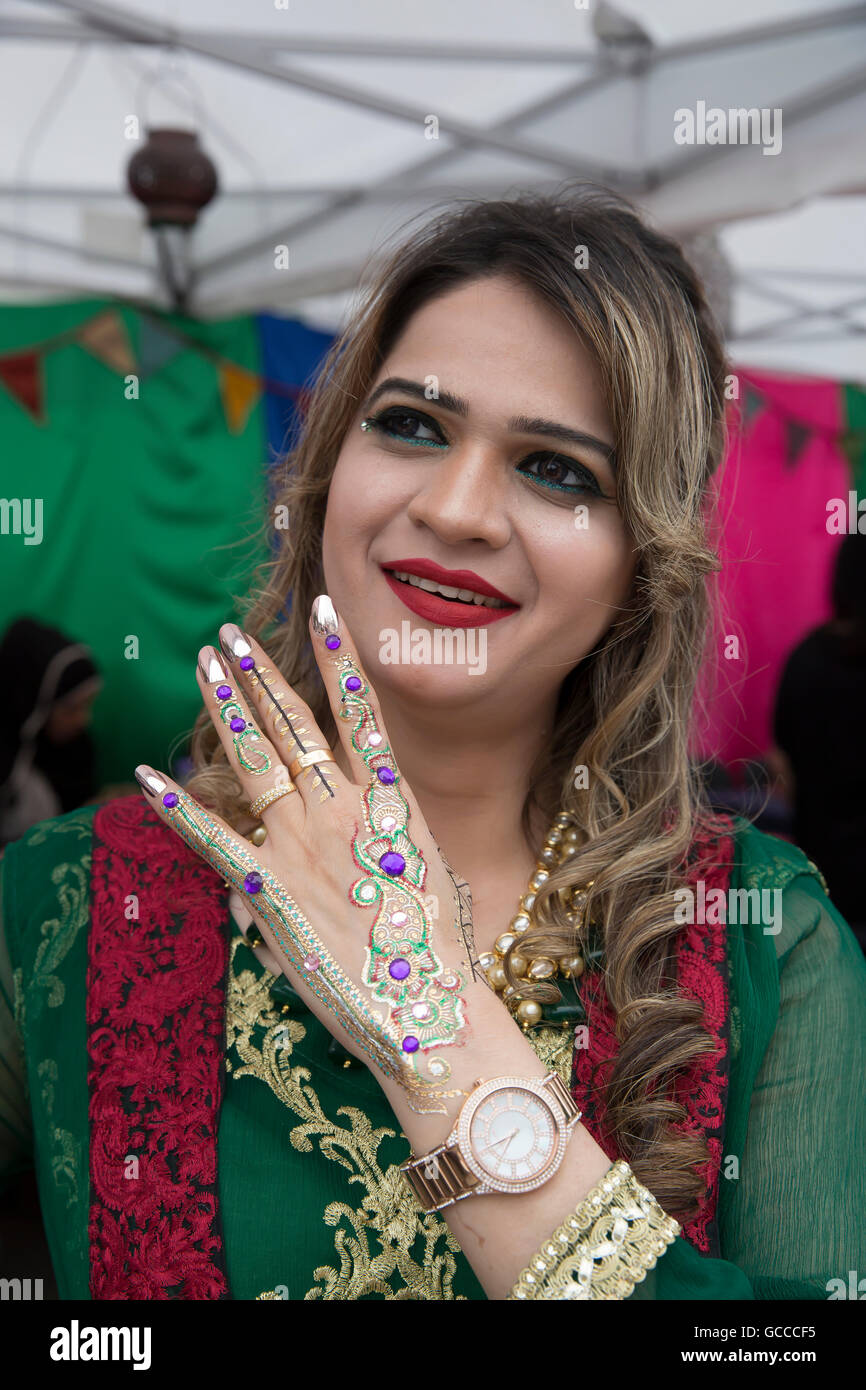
[380,557,520,628]
[383,558,519,605]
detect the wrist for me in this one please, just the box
[377,983,550,1151]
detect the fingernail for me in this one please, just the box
[198,646,228,683]
[311,595,339,637]
[219,624,252,663]
[135,765,166,796]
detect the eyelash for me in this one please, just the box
[362,407,606,499]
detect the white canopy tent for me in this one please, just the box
[0,0,864,376]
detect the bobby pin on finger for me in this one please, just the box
[147,781,464,1113]
[326,639,473,1093]
[219,625,336,801]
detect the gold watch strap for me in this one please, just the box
[543,1070,581,1123]
[401,1142,480,1212]
[401,1073,581,1214]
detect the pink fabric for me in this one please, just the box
[694,367,850,769]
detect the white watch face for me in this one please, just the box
[467,1086,558,1185]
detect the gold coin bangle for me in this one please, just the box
[506,1160,681,1300]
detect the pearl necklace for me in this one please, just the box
[478,811,594,1031]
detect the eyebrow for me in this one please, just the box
[362,376,616,471]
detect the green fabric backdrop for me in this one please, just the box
[0,299,269,784]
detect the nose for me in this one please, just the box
[405,443,512,548]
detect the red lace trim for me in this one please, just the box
[87,796,230,1299]
[571,812,736,1255]
[86,795,735,1292]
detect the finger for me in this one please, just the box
[133,763,325,986]
[134,762,275,903]
[195,644,303,829]
[307,594,401,791]
[216,623,347,808]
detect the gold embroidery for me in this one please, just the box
[11,966,26,1047]
[740,844,828,897]
[225,936,466,1300]
[33,857,91,1009]
[24,806,93,848]
[507,1159,680,1300]
[36,1057,81,1207]
[526,1026,574,1089]
[6,816,93,1206]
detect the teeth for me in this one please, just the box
[389,569,508,609]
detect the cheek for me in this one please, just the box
[533,510,635,634]
[322,449,377,578]
[323,445,418,571]
[321,448,408,648]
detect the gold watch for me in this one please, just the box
[400,1072,582,1213]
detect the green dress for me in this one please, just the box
[1,802,864,1300]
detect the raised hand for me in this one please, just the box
[134,596,482,1114]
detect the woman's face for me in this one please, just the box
[46,686,99,742]
[322,274,637,713]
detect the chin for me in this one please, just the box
[366,648,493,706]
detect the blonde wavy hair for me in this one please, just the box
[184,184,732,1224]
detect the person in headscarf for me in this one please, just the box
[0,617,102,848]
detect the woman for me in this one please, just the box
[1,187,864,1301]
[0,617,101,848]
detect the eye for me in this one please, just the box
[362,407,448,448]
[517,453,604,498]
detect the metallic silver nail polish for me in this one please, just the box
[311,594,339,636]
[198,647,227,683]
[219,624,252,662]
[135,766,166,795]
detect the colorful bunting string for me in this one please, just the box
[0,349,43,422]
[1,304,863,466]
[218,363,261,435]
[734,376,866,471]
[0,304,306,433]
[76,309,137,376]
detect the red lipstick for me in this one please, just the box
[382,558,518,605]
[380,558,520,628]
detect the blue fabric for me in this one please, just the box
[255,313,334,469]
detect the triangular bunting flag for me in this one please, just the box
[218,363,261,434]
[0,350,44,422]
[741,384,764,430]
[784,418,811,470]
[139,315,183,377]
[76,309,137,376]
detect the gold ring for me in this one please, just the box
[288,748,336,779]
[248,783,298,818]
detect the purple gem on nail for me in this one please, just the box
[379,850,405,877]
[389,957,410,981]
[345,675,362,692]
[216,684,233,700]
[402,1035,419,1054]
[239,656,255,671]
[162,792,178,808]
[376,766,395,785]
[325,635,341,650]
[230,717,245,732]
[243,871,263,894]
